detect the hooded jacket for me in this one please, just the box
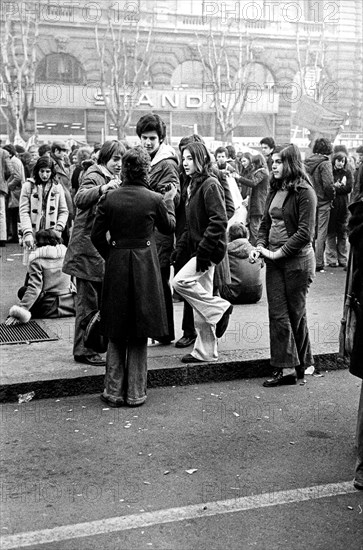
[149,142,180,267]
[304,154,335,203]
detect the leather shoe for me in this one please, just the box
[181,353,207,363]
[263,369,297,387]
[74,354,106,366]
[216,305,233,338]
[100,394,124,408]
[175,335,197,348]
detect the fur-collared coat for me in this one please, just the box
[19,178,69,238]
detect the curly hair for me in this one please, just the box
[35,228,62,247]
[312,138,333,156]
[121,146,150,186]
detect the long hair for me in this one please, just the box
[270,144,311,191]
[97,140,126,166]
[332,151,347,170]
[252,153,267,171]
[240,152,253,173]
[121,146,150,186]
[33,156,56,186]
[181,142,212,181]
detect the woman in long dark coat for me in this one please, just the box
[91,146,176,407]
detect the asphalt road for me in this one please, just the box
[1,370,362,549]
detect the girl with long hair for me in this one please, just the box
[250,144,317,386]
[235,152,269,245]
[172,142,232,363]
[19,156,69,251]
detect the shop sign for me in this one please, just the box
[34,85,279,114]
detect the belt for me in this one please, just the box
[110,237,153,249]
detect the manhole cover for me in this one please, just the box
[0,321,59,345]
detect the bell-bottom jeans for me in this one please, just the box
[103,337,148,406]
[173,257,231,361]
[266,247,315,371]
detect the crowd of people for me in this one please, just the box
[1,114,363,488]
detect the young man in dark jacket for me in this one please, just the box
[305,138,335,272]
[136,114,180,344]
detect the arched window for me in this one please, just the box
[171,60,208,88]
[243,62,275,89]
[36,53,86,84]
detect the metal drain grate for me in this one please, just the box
[0,320,59,345]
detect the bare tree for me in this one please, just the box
[295,25,328,103]
[195,23,254,142]
[0,15,38,142]
[95,17,154,140]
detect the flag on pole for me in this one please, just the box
[292,95,348,138]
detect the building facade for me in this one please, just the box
[0,0,362,148]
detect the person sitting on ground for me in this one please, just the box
[5,228,76,325]
[221,222,263,305]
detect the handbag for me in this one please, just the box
[83,310,108,354]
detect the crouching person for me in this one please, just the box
[6,228,76,324]
[221,222,263,305]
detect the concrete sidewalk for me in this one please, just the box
[0,244,348,402]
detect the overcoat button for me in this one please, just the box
[146,241,150,246]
